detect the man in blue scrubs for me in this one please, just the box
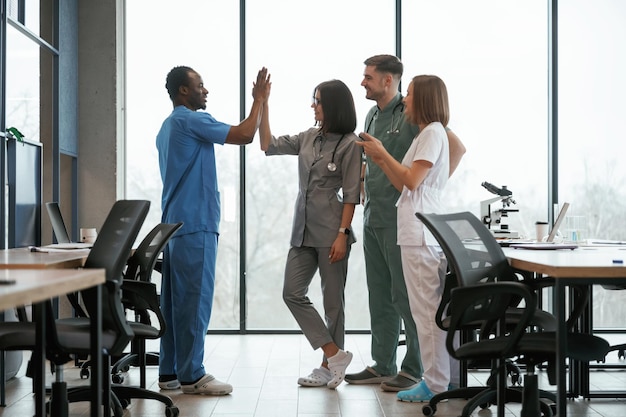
[156,65,270,395]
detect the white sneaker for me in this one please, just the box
[181,374,233,395]
[297,367,332,387]
[158,379,181,390]
[327,350,353,389]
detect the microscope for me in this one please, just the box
[480,181,519,238]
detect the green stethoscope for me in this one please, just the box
[365,100,405,135]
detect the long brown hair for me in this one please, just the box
[408,75,449,127]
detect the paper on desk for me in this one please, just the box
[587,240,626,246]
[29,245,91,253]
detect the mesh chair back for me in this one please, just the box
[417,212,540,361]
[124,222,183,282]
[79,200,150,353]
[417,211,519,287]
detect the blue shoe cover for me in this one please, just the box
[397,380,434,403]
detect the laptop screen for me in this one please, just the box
[547,202,570,242]
[45,202,72,243]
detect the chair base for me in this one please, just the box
[66,384,179,417]
[422,384,556,417]
[46,383,125,417]
[607,343,626,359]
[111,351,159,375]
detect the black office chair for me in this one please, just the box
[416,211,608,417]
[0,200,179,417]
[78,222,182,384]
[58,222,182,416]
[417,211,560,416]
[110,222,182,387]
[599,283,626,359]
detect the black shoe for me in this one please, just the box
[380,371,420,392]
[345,366,392,384]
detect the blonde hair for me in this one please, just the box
[408,75,449,127]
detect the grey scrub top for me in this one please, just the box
[265,127,362,248]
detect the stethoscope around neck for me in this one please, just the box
[365,99,405,135]
[313,133,346,172]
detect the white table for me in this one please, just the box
[504,246,626,416]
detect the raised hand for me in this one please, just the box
[252,67,271,103]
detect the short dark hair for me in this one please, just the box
[314,80,357,134]
[363,54,403,77]
[165,66,194,100]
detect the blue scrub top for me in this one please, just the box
[156,105,230,235]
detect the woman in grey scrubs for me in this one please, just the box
[260,79,362,389]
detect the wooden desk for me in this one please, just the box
[504,246,626,416]
[0,247,89,269]
[0,268,102,309]
[0,250,104,417]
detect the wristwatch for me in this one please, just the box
[339,227,350,235]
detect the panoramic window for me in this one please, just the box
[244,0,394,330]
[558,1,626,337]
[125,1,626,333]
[125,1,240,328]
[403,0,549,235]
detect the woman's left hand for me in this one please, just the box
[328,235,348,263]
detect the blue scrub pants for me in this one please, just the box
[363,225,423,378]
[159,231,217,384]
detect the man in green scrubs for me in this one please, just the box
[345,55,465,392]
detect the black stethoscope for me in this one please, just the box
[364,99,405,135]
[313,133,346,172]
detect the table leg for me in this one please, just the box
[33,303,46,417]
[554,280,567,416]
[90,284,103,417]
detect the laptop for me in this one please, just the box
[44,202,94,249]
[509,202,578,250]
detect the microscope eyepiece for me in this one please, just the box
[481,181,512,197]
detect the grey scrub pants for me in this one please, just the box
[363,224,424,378]
[283,246,349,352]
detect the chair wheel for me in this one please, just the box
[80,368,90,379]
[165,405,180,417]
[539,399,554,417]
[122,364,130,372]
[619,349,625,360]
[479,402,491,409]
[112,399,124,417]
[422,404,436,416]
[112,373,124,384]
[511,372,520,385]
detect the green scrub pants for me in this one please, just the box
[363,224,423,378]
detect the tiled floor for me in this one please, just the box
[1,334,626,416]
